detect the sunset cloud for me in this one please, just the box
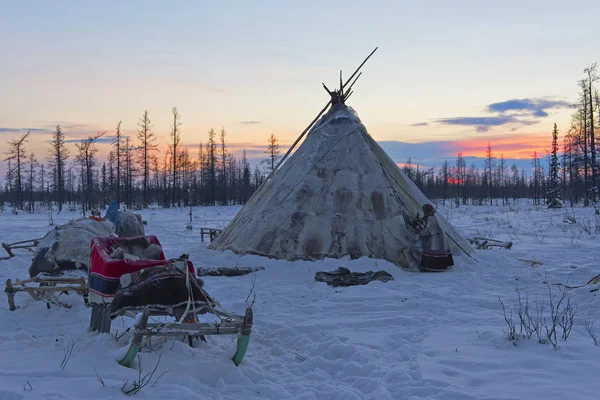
[434,97,572,132]
[486,98,572,115]
[435,115,537,132]
[64,135,118,144]
[0,127,52,135]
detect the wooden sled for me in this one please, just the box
[199,227,223,243]
[119,307,253,367]
[4,275,88,311]
[1,238,43,260]
[468,237,513,250]
[90,303,253,367]
[88,236,253,367]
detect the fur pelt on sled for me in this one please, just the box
[109,263,212,318]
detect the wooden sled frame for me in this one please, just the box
[5,276,88,311]
[199,227,223,243]
[468,237,513,250]
[90,302,253,367]
[117,306,253,367]
[1,238,43,260]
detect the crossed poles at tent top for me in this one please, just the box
[263,47,379,184]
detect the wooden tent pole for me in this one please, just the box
[263,47,379,184]
[262,100,332,183]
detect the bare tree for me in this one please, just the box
[113,121,123,206]
[264,133,281,173]
[440,160,449,205]
[4,131,30,209]
[75,132,106,211]
[47,125,70,211]
[170,107,182,207]
[579,79,590,205]
[220,127,228,204]
[242,149,251,203]
[498,154,507,205]
[137,110,157,206]
[197,143,205,204]
[584,63,598,202]
[123,136,135,208]
[207,129,217,205]
[107,150,115,198]
[26,152,38,213]
[485,142,495,205]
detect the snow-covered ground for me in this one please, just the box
[0,202,599,400]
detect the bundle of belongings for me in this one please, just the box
[28,206,146,278]
[87,235,252,368]
[110,262,211,318]
[29,218,116,277]
[88,236,211,329]
[103,201,145,237]
[314,267,394,287]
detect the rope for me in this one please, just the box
[176,256,197,323]
[175,256,232,324]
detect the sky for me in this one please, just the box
[1,0,599,180]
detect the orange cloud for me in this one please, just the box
[446,133,550,159]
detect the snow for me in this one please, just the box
[0,202,599,399]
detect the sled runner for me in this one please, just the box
[88,235,253,367]
[5,274,88,310]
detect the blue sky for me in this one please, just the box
[1,1,599,178]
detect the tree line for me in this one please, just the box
[403,64,599,209]
[2,107,282,213]
[2,63,599,212]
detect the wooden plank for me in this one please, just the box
[9,286,87,294]
[138,325,242,336]
[5,276,88,311]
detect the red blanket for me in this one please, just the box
[88,235,194,302]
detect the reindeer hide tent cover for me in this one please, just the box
[210,103,472,270]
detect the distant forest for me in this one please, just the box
[2,64,599,213]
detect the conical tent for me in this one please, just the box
[210,104,472,270]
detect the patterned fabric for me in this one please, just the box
[88,235,194,304]
[109,264,211,319]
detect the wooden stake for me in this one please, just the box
[5,279,16,311]
[265,47,378,183]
